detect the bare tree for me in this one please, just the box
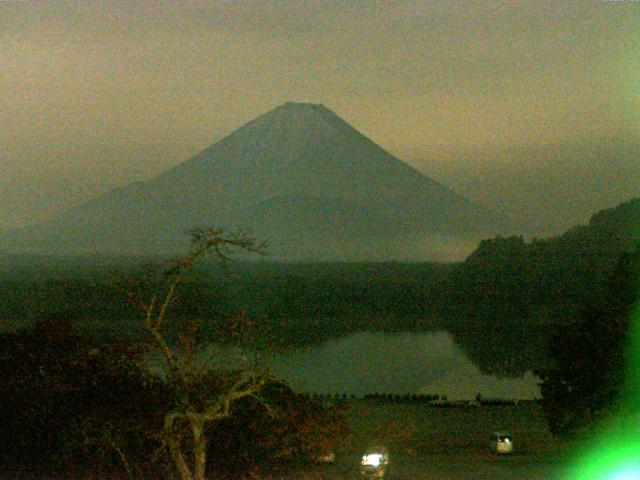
[125,227,281,480]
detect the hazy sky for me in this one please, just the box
[1,0,638,234]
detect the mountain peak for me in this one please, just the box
[268,101,336,122]
[213,101,352,151]
[1,102,510,259]
[281,101,325,109]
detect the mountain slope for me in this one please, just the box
[2,102,511,260]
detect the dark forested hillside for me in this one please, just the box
[443,198,639,374]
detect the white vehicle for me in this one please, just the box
[489,432,514,454]
[360,445,390,478]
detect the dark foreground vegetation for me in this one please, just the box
[538,243,640,437]
[0,318,349,479]
[0,198,638,478]
[0,228,350,480]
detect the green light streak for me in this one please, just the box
[566,296,640,478]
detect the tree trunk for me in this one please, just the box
[169,441,193,480]
[192,416,208,480]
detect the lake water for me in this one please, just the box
[272,331,541,400]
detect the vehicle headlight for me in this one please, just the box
[362,454,382,467]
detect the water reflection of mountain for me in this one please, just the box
[272,331,541,400]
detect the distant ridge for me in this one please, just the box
[1,102,513,261]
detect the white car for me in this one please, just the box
[489,432,514,454]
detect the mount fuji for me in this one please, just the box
[1,102,513,260]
